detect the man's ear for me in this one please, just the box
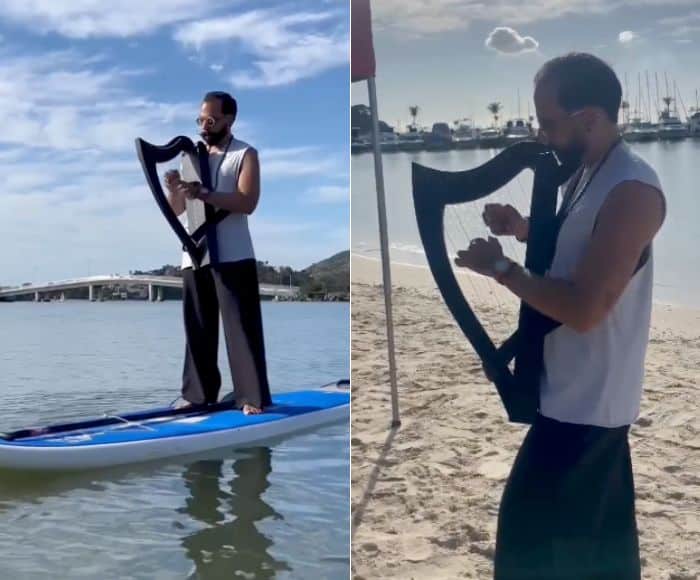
[583,108,601,133]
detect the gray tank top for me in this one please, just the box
[540,141,663,427]
[181,137,255,268]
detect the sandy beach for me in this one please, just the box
[351,254,700,580]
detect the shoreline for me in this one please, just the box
[351,252,700,337]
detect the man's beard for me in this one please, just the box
[553,140,585,172]
[200,127,229,146]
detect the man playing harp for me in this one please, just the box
[165,91,272,416]
[456,54,665,579]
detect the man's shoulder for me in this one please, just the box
[615,144,662,191]
[620,143,658,175]
[231,137,255,153]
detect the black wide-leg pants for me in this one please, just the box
[181,259,272,409]
[494,413,640,580]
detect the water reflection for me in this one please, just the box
[180,448,291,579]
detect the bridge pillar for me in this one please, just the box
[60,292,65,302]
[34,291,39,302]
[89,285,95,302]
[157,286,163,302]
[148,284,154,302]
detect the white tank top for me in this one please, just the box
[540,141,663,427]
[181,137,256,269]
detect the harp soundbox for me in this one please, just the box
[135,136,230,268]
[412,141,576,424]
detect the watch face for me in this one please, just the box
[493,259,509,274]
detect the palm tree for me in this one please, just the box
[409,105,420,130]
[527,114,535,136]
[487,102,502,128]
[662,96,673,114]
[621,100,630,125]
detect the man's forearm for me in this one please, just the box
[168,191,185,216]
[500,264,593,332]
[203,190,257,214]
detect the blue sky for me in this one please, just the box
[0,0,349,285]
[352,0,700,130]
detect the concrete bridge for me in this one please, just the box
[0,275,300,302]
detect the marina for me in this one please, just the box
[352,75,700,155]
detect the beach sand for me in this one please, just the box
[351,254,700,580]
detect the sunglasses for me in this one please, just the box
[195,115,227,129]
[538,109,585,136]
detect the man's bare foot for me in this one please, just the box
[172,398,194,410]
[243,404,263,415]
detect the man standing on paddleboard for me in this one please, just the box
[455,53,665,579]
[164,91,272,415]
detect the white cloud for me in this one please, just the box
[0,48,347,283]
[0,0,222,38]
[307,184,348,204]
[250,217,348,269]
[485,27,538,54]
[659,11,700,39]
[174,9,348,88]
[619,30,639,44]
[0,51,193,152]
[261,147,344,178]
[371,0,699,36]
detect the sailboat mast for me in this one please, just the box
[646,71,652,122]
[655,72,661,118]
[637,72,642,119]
[624,72,629,125]
[674,80,678,116]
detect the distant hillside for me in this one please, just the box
[129,250,350,301]
[301,251,349,299]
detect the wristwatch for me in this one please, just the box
[492,258,515,284]
[196,185,211,201]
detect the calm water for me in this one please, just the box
[353,139,700,308]
[0,301,349,579]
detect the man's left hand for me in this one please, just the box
[175,181,206,201]
[454,236,504,277]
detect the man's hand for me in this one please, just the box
[164,169,186,216]
[174,180,204,200]
[486,181,665,333]
[454,236,505,277]
[164,169,182,193]
[483,203,529,241]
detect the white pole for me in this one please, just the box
[367,76,401,427]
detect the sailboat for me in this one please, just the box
[689,90,700,137]
[623,73,657,142]
[657,75,688,140]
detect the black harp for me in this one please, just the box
[412,141,576,424]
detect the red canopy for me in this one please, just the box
[351,0,376,82]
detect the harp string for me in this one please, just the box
[444,211,487,306]
[440,153,539,325]
[489,149,527,266]
[444,202,505,315]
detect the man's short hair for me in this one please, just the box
[535,53,622,123]
[203,91,237,121]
